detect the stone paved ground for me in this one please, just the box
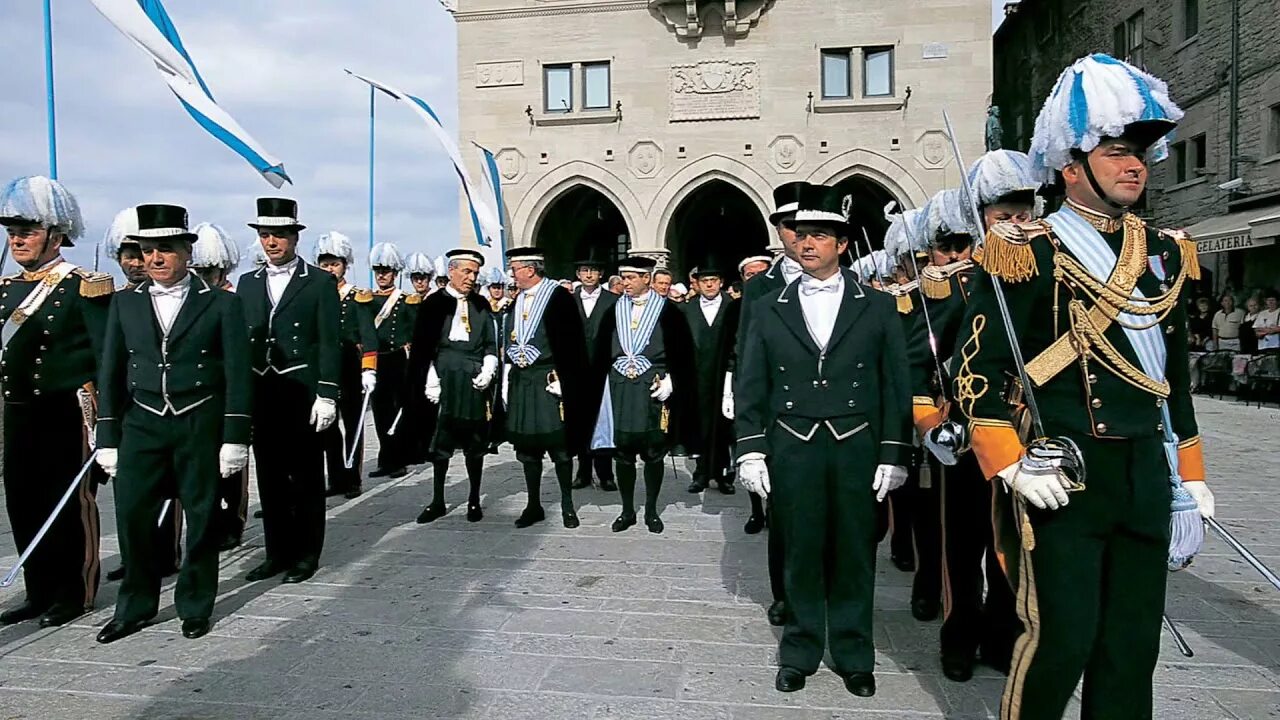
[0,397,1277,719]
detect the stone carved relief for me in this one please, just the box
[917,130,951,169]
[628,141,663,179]
[650,0,776,41]
[669,61,760,122]
[474,60,524,88]
[494,148,525,183]
[769,135,804,174]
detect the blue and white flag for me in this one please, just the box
[472,142,506,252]
[346,71,504,250]
[88,0,290,188]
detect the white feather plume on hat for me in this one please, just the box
[404,252,433,275]
[852,250,895,280]
[369,242,405,271]
[967,150,1044,217]
[433,255,448,277]
[0,175,85,241]
[882,207,927,259]
[1029,53,1184,183]
[923,189,979,242]
[190,222,240,270]
[314,231,354,265]
[102,206,139,259]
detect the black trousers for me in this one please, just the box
[322,344,365,492]
[372,350,409,471]
[1002,435,1169,720]
[770,421,879,676]
[216,467,249,540]
[575,451,614,483]
[940,452,1020,659]
[911,459,943,606]
[253,372,325,565]
[2,392,101,611]
[113,404,221,623]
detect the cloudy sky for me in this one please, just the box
[0,1,1003,284]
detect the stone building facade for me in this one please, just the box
[994,0,1280,296]
[450,0,992,279]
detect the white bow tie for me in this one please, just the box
[265,262,294,276]
[700,296,719,306]
[799,278,841,296]
[149,283,186,298]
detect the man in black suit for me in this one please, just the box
[93,204,252,643]
[735,185,911,698]
[570,246,618,491]
[681,261,737,494]
[236,198,341,585]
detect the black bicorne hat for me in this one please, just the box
[128,203,197,243]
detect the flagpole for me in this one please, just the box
[368,84,376,288]
[43,0,58,179]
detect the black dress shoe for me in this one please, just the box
[941,653,975,683]
[387,467,408,479]
[514,506,545,528]
[571,476,592,490]
[369,467,392,479]
[891,553,916,572]
[466,504,483,522]
[282,560,317,584]
[106,566,126,582]
[39,605,85,628]
[245,559,286,582]
[743,514,766,535]
[644,514,664,534]
[0,601,49,625]
[715,480,736,495]
[766,600,787,626]
[598,477,617,492]
[775,667,806,693]
[843,671,876,697]
[911,596,940,622]
[611,512,636,532]
[219,532,243,552]
[181,618,211,639]
[343,486,363,499]
[687,478,708,493]
[562,510,580,529]
[96,619,147,644]
[325,486,347,498]
[416,503,447,524]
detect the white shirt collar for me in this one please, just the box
[445,285,466,299]
[580,285,602,299]
[149,274,193,295]
[700,294,722,306]
[265,256,300,275]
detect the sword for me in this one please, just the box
[855,228,887,288]
[1163,614,1194,657]
[344,389,375,468]
[158,499,172,528]
[387,407,405,436]
[1206,518,1280,591]
[2,451,98,588]
[940,109,1084,484]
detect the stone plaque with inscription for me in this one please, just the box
[475,60,524,88]
[669,60,760,122]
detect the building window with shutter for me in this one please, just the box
[1182,0,1200,40]
[544,64,572,113]
[821,49,852,99]
[1114,11,1145,68]
[583,62,610,110]
[862,46,894,98]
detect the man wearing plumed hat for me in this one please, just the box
[408,248,499,523]
[951,54,1215,718]
[237,197,341,585]
[366,241,418,479]
[405,252,435,298]
[0,176,112,628]
[92,203,252,643]
[314,232,378,500]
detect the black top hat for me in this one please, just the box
[783,185,851,235]
[248,197,305,232]
[446,248,486,267]
[618,256,658,273]
[127,204,197,243]
[575,243,613,269]
[690,254,729,278]
[769,182,811,225]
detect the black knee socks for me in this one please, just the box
[616,458,637,516]
[643,460,664,518]
[749,490,765,518]
[522,460,542,510]
[430,460,448,507]
[465,456,483,505]
[554,460,575,512]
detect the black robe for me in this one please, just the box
[681,294,740,474]
[407,290,497,430]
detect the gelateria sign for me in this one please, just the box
[1196,233,1276,255]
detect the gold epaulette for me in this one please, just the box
[919,266,953,300]
[1158,227,1202,281]
[976,221,1048,283]
[896,293,914,314]
[405,293,421,305]
[354,288,373,303]
[73,269,114,298]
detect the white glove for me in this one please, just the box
[546,379,562,397]
[1184,481,1215,519]
[361,370,377,395]
[426,364,442,404]
[219,443,249,478]
[998,460,1072,510]
[872,464,908,502]
[738,454,771,498]
[96,448,119,479]
[502,364,511,406]
[310,397,337,432]
[721,373,735,420]
[650,374,674,402]
[472,355,499,390]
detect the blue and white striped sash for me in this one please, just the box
[506,280,556,367]
[612,290,664,378]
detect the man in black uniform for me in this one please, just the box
[735,184,911,697]
[501,248,590,529]
[0,176,110,628]
[314,232,378,499]
[237,197,340,585]
[570,245,618,491]
[93,204,252,643]
[367,242,416,479]
[953,54,1214,719]
[591,255,698,534]
[411,249,498,523]
[682,260,737,494]
[101,207,183,578]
